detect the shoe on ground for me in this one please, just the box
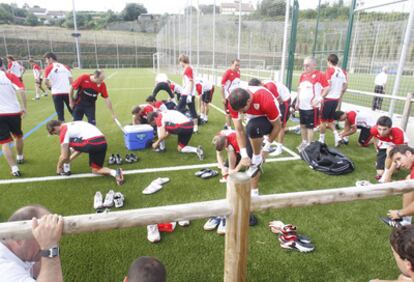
[143,182,163,195]
[103,190,115,208]
[113,192,125,208]
[178,220,190,227]
[195,168,210,177]
[115,154,123,165]
[269,145,283,157]
[129,153,139,162]
[249,213,258,226]
[196,145,204,160]
[93,191,104,209]
[201,170,218,179]
[147,225,161,243]
[356,180,372,188]
[217,218,226,235]
[11,170,21,177]
[154,148,166,153]
[115,168,125,186]
[32,97,40,101]
[152,177,170,186]
[95,207,110,214]
[158,222,177,233]
[203,217,221,231]
[108,154,116,165]
[125,154,134,164]
[380,217,402,228]
[279,234,315,252]
[58,171,71,176]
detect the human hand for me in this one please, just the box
[152,142,159,149]
[32,214,64,250]
[387,210,401,220]
[21,108,26,118]
[240,157,251,167]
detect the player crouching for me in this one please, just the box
[147,110,204,160]
[46,120,124,185]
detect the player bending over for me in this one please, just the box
[46,120,124,185]
[195,78,214,124]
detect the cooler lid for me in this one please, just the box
[124,124,153,133]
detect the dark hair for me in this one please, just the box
[46,120,63,134]
[147,112,159,124]
[333,111,345,121]
[0,57,4,68]
[28,58,35,63]
[178,54,189,64]
[127,256,166,282]
[389,144,414,159]
[229,88,250,111]
[390,225,414,271]
[377,116,392,128]
[6,55,15,61]
[212,135,226,151]
[8,205,49,222]
[248,78,262,86]
[93,69,103,78]
[131,106,141,115]
[327,54,339,66]
[43,52,57,61]
[232,59,240,64]
[146,96,156,103]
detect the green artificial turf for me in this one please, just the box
[0,68,409,281]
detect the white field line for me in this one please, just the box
[209,101,301,159]
[0,156,299,185]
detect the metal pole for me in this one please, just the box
[312,0,321,57]
[26,38,31,58]
[342,0,357,70]
[116,36,120,69]
[369,24,381,73]
[189,0,192,61]
[348,11,360,72]
[134,37,138,68]
[286,0,299,90]
[237,0,242,58]
[212,0,216,69]
[72,0,81,68]
[197,0,200,69]
[178,14,181,56]
[94,34,99,69]
[173,16,177,70]
[400,92,413,131]
[280,0,290,82]
[389,0,414,116]
[248,32,252,69]
[3,32,8,55]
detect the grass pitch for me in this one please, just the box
[0,68,407,281]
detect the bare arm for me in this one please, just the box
[340,122,356,138]
[56,144,70,174]
[152,126,169,148]
[267,119,282,143]
[69,87,74,108]
[233,118,250,167]
[104,97,116,119]
[216,150,225,170]
[17,89,27,117]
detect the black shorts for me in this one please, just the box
[71,137,107,169]
[279,99,291,127]
[0,115,23,144]
[166,121,194,147]
[321,100,339,122]
[376,149,387,170]
[246,116,273,139]
[374,85,384,94]
[201,87,214,103]
[299,109,320,129]
[358,127,372,146]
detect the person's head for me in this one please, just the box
[231,59,240,72]
[131,106,141,115]
[382,66,388,73]
[389,145,414,170]
[124,256,166,282]
[327,54,339,67]
[248,78,262,87]
[4,205,50,262]
[303,56,316,73]
[228,88,251,113]
[46,120,63,135]
[6,55,15,63]
[389,225,414,279]
[333,111,346,121]
[146,96,156,105]
[43,52,57,65]
[212,135,227,151]
[0,57,4,70]
[178,54,189,67]
[92,69,105,84]
[376,116,393,137]
[147,111,159,126]
[28,58,35,65]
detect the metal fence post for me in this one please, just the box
[286,0,299,90]
[342,0,357,70]
[400,92,413,131]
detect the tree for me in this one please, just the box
[184,6,197,15]
[199,4,220,15]
[122,3,147,21]
[257,0,286,18]
[25,13,38,26]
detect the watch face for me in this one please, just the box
[41,246,59,258]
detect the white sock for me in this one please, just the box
[109,170,116,177]
[251,154,262,165]
[403,216,412,224]
[193,125,198,132]
[319,134,325,142]
[63,163,71,172]
[159,141,166,150]
[181,146,197,153]
[11,165,19,173]
[251,188,259,198]
[205,115,208,121]
[16,155,24,161]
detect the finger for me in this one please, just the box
[32,217,38,229]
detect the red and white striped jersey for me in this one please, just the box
[32,63,42,80]
[297,70,329,110]
[229,86,280,122]
[263,81,291,102]
[59,121,104,145]
[0,71,25,115]
[325,66,348,100]
[221,69,241,99]
[170,81,184,95]
[44,62,72,95]
[7,61,24,78]
[182,66,194,96]
[370,126,408,150]
[195,78,213,95]
[346,111,376,128]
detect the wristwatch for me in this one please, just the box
[40,246,60,258]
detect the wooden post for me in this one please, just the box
[224,172,251,282]
[400,92,413,131]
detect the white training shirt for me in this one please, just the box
[8,61,24,78]
[182,66,194,96]
[60,121,104,145]
[195,78,213,92]
[326,66,347,100]
[0,71,25,115]
[374,71,387,86]
[158,110,190,127]
[44,62,72,95]
[155,73,168,84]
[0,242,36,282]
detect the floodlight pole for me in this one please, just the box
[212,0,216,70]
[197,0,200,70]
[280,0,290,82]
[237,0,242,59]
[389,0,414,117]
[72,0,81,68]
